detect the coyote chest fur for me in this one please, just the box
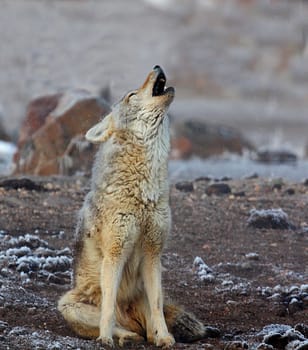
[58,66,206,348]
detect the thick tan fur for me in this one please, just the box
[58,66,206,347]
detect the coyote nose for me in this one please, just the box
[153,65,161,71]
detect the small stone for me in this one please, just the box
[285,329,306,342]
[294,340,308,350]
[256,150,297,164]
[204,326,221,338]
[257,344,274,350]
[205,183,231,196]
[233,191,245,197]
[289,286,300,294]
[300,284,308,293]
[47,273,65,285]
[272,183,282,191]
[263,332,288,349]
[273,285,283,293]
[202,345,214,350]
[0,178,46,192]
[224,341,248,349]
[0,321,8,332]
[8,327,28,336]
[246,173,259,179]
[245,252,259,260]
[194,176,212,182]
[217,176,232,182]
[285,188,295,195]
[175,181,194,192]
[288,299,303,314]
[267,293,281,301]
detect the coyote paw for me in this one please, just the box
[155,333,175,348]
[97,335,114,347]
[118,333,144,347]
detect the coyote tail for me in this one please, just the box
[164,304,219,343]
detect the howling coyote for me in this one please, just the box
[58,66,208,347]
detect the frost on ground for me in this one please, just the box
[2,326,103,350]
[257,324,308,350]
[248,208,295,230]
[192,256,215,282]
[193,255,308,315]
[0,232,72,285]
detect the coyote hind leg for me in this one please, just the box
[58,289,100,339]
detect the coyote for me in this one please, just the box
[58,66,207,347]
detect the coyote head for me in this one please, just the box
[86,66,175,143]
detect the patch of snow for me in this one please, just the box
[257,324,292,337]
[0,233,72,285]
[193,256,215,282]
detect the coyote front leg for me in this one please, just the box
[98,216,136,346]
[98,255,124,346]
[142,253,175,348]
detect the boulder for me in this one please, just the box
[17,93,62,148]
[171,120,254,159]
[255,150,297,164]
[14,90,110,175]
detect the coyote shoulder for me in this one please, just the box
[58,66,207,347]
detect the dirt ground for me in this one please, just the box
[0,175,307,349]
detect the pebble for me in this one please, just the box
[295,324,308,338]
[257,343,274,350]
[0,178,46,191]
[286,340,308,350]
[257,344,274,350]
[0,321,8,332]
[224,341,248,349]
[246,173,259,179]
[272,183,283,191]
[267,293,281,301]
[204,326,221,338]
[245,252,259,260]
[205,183,231,196]
[256,150,297,164]
[300,285,308,293]
[285,329,306,342]
[289,286,300,293]
[233,191,245,197]
[263,332,288,348]
[194,176,212,182]
[285,188,295,195]
[175,181,194,192]
[8,327,28,336]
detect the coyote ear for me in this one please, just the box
[85,113,114,144]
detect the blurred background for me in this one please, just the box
[1,0,308,180]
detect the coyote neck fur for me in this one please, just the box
[91,116,170,205]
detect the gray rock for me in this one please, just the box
[205,183,231,196]
[175,181,194,192]
[247,208,295,230]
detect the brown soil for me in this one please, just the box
[0,175,307,349]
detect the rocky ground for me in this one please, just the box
[0,175,307,350]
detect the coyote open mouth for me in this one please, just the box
[152,67,174,97]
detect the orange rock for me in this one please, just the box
[14,90,110,175]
